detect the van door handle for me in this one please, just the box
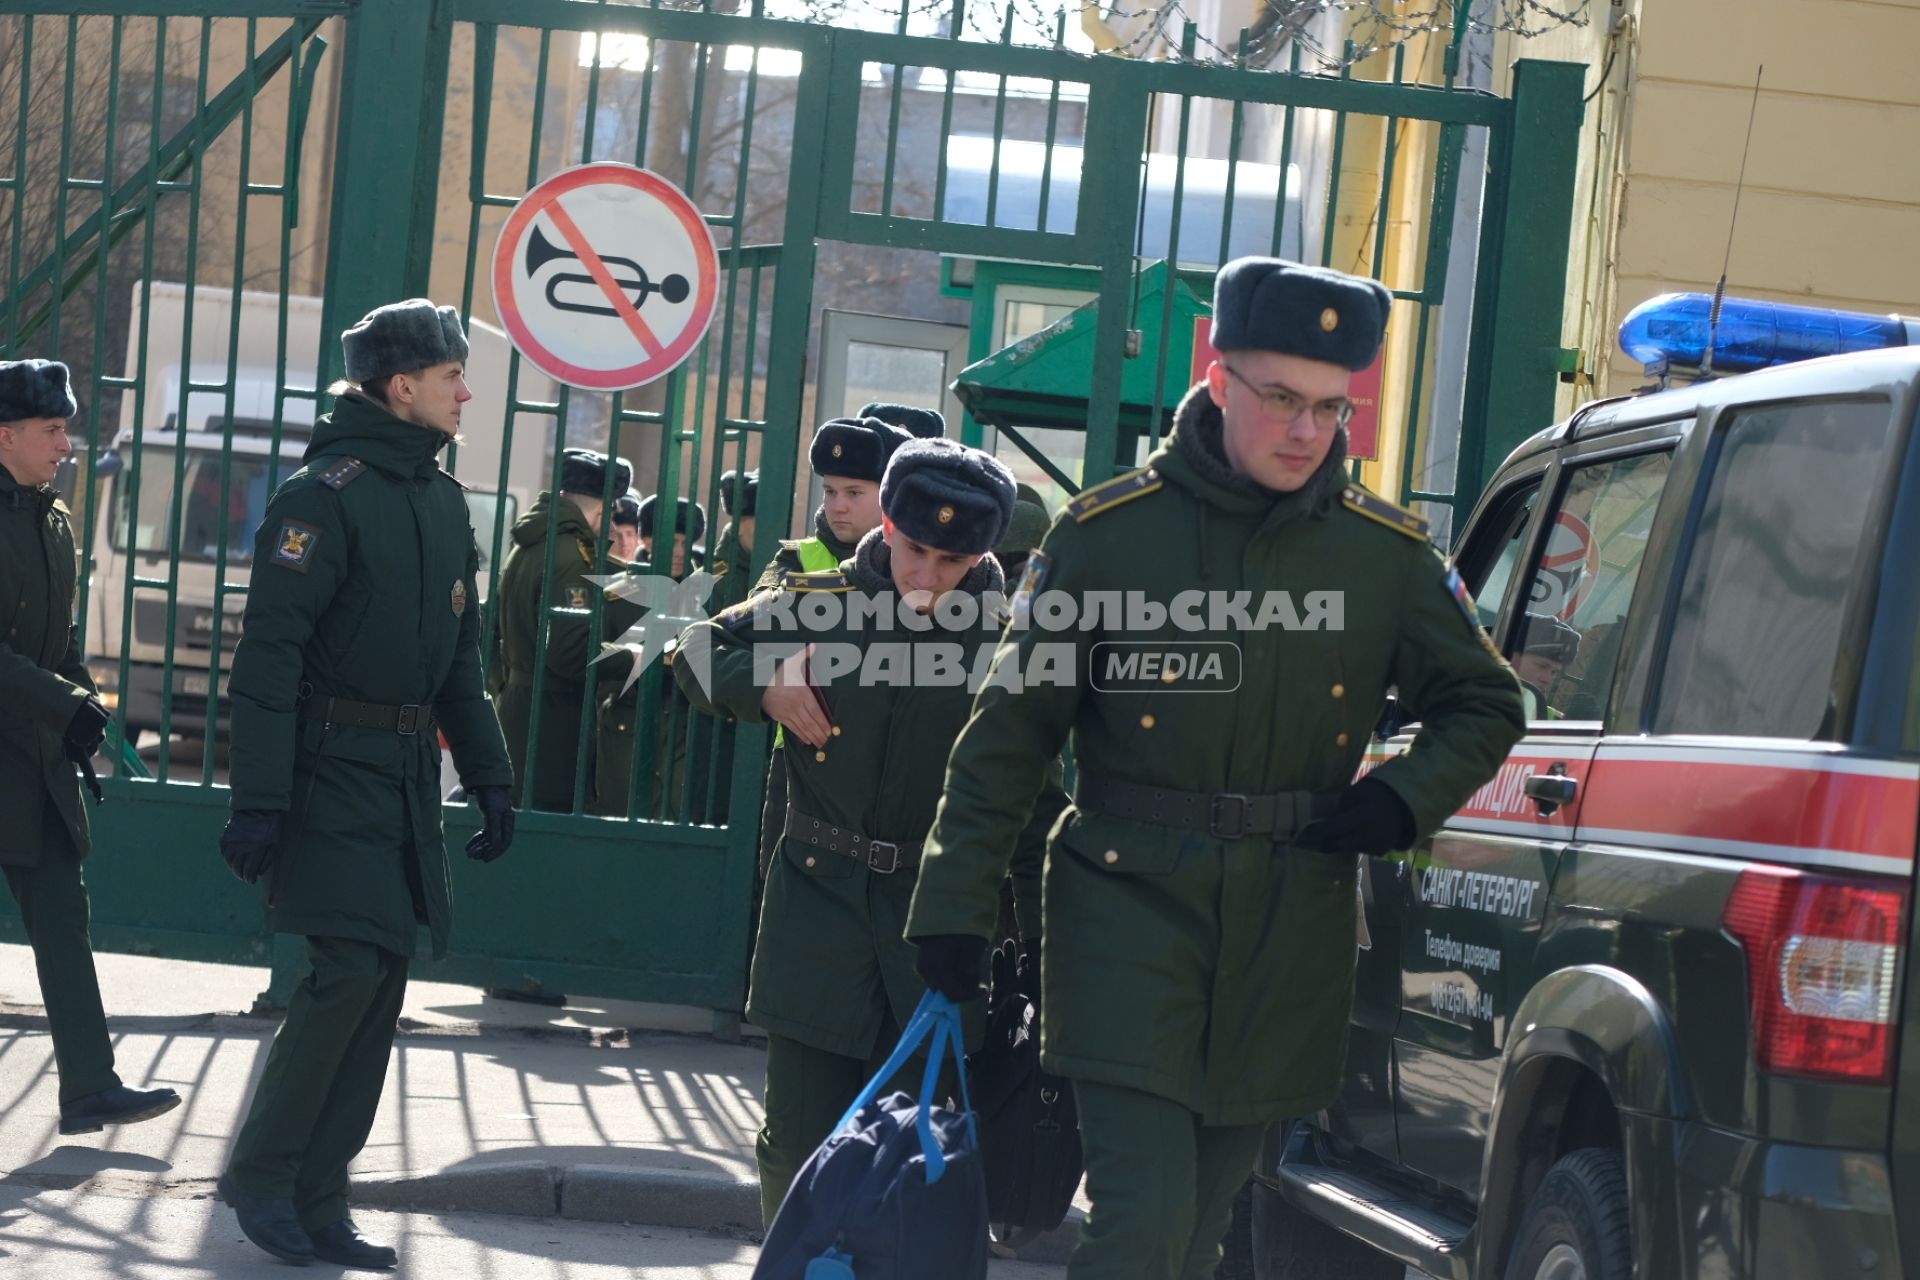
[1524,770,1578,816]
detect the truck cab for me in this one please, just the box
[1241,297,1920,1280]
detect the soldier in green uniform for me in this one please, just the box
[709,468,758,614]
[0,359,182,1138]
[492,448,630,812]
[751,416,910,593]
[638,491,706,575]
[906,258,1526,1279]
[677,437,1062,1225]
[608,492,643,565]
[216,301,517,1269]
[591,491,707,819]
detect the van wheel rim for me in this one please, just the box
[1535,1243,1586,1280]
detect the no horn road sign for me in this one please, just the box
[493,162,719,391]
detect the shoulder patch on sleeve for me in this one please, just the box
[1069,467,1162,523]
[712,559,730,578]
[1341,485,1429,541]
[576,537,595,566]
[1443,561,1505,661]
[782,569,852,592]
[1010,549,1051,628]
[318,457,367,490]
[270,519,323,572]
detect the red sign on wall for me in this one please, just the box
[1192,316,1385,460]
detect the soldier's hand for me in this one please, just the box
[219,810,284,885]
[914,934,988,1003]
[63,696,110,761]
[760,644,831,749]
[1294,778,1416,858]
[465,785,516,863]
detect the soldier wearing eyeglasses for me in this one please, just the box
[907,257,1525,1280]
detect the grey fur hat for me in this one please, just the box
[858,400,945,440]
[639,493,707,543]
[0,359,78,423]
[811,416,912,484]
[341,299,471,383]
[560,448,633,498]
[1210,258,1391,372]
[881,437,1015,556]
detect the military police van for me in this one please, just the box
[1230,295,1920,1280]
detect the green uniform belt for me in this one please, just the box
[1072,773,1340,841]
[298,692,437,737]
[783,805,924,874]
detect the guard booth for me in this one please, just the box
[0,0,1584,1024]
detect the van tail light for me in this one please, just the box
[1723,869,1907,1084]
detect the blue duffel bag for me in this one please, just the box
[754,991,988,1280]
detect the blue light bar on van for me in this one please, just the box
[1617,293,1916,377]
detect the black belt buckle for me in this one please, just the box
[866,840,900,874]
[396,704,421,736]
[1209,793,1250,840]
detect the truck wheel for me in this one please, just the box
[1243,1178,1402,1280]
[1502,1149,1631,1280]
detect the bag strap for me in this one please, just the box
[828,991,978,1183]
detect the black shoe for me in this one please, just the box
[484,985,567,1007]
[58,1084,182,1135]
[309,1219,397,1270]
[218,1175,315,1266]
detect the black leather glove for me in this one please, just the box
[915,934,988,1003]
[220,810,284,885]
[465,785,516,863]
[1294,778,1417,858]
[63,696,110,762]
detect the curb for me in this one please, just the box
[351,1162,1080,1265]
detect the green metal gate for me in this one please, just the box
[0,0,1581,1020]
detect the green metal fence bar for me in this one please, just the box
[1144,25,1197,453]
[1319,44,1353,269]
[202,15,262,788]
[983,6,1015,230]
[154,18,213,786]
[3,15,33,344]
[1034,11,1065,233]
[930,23,959,222]
[73,15,126,647]
[1269,42,1299,255]
[1217,30,1245,265]
[1078,61,1149,484]
[1368,46,1405,279]
[1133,57,1505,126]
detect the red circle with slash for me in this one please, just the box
[492,162,719,391]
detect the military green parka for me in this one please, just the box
[227,394,513,958]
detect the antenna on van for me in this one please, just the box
[1701,65,1764,380]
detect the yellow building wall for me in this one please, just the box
[1603,0,1920,391]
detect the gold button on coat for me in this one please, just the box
[1336,732,1350,747]
[1331,683,1345,699]
[1139,714,1156,729]
[1104,850,1119,865]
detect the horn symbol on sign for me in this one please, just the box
[524,224,691,317]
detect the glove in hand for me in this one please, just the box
[915,933,988,1003]
[1294,778,1416,858]
[220,810,284,885]
[465,785,516,863]
[64,697,110,761]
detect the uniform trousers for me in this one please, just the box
[3,824,120,1102]
[1069,1080,1267,1280]
[225,936,408,1231]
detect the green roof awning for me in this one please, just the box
[953,262,1212,438]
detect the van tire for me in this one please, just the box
[1233,1178,1402,1280]
[1502,1148,1631,1280]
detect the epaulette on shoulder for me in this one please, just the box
[317,457,368,490]
[1068,467,1162,523]
[437,468,471,491]
[782,569,852,592]
[1341,485,1429,541]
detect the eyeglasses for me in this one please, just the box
[1223,363,1355,431]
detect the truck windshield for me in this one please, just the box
[109,447,281,564]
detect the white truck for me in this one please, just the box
[86,281,555,742]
